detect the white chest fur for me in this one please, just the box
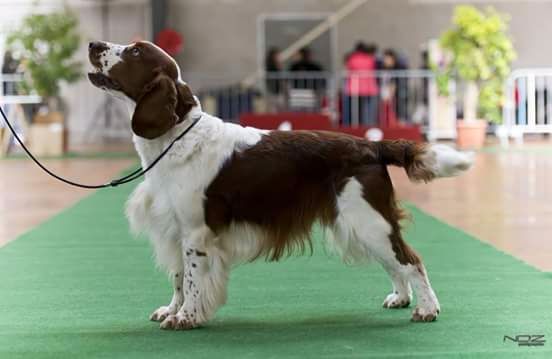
[126,110,265,268]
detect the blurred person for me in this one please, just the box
[420,49,430,105]
[265,47,285,112]
[395,50,410,123]
[343,42,379,126]
[2,51,20,95]
[412,49,430,124]
[380,49,409,126]
[289,47,323,72]
[289,47,325,91]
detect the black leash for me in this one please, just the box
[0,105,201,189]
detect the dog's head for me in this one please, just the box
[88,40,196,139]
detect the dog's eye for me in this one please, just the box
[131,47,140,57]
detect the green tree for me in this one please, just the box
[436,5,516,123]
[7,8,82,106]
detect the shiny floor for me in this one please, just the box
[1,143,551,271]
[0,158,135,246]
[391,143,552,271]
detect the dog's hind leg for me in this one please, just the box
[335,172,440,322]
[372,230,439,322]
[160,226,229,330]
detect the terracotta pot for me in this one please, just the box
[456,120,487,149]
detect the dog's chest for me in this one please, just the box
[148,155,214,228]
[134,120,265,228]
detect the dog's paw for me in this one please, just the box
[382,292,411,309]
[411,306,440,322]
[160,314,199,330]
[150,306,176,322]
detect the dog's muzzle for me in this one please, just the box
[88,41,109,69]
[87,72,122,91]
[87,41,122,91]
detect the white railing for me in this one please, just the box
[183,70,456,140]
[0,73,41,104]
[0,73,42,156]
[337,70,435,129]
[502,68,552,139]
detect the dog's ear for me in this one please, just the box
[176,82,197,118]
[132,73,179,139]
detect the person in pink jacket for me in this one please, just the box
[343,42,379,126]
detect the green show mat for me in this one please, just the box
[1,184,551,358]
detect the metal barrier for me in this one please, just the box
[337,70,433,129]
[503,68,552,138]
[0,73,42,156]
[184,70,454,140]
[0,73,41,104]
[263,72,334,114]
[1,70,455,144]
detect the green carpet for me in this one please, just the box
[1,184,551,358]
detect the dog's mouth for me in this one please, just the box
[87,70,122,91]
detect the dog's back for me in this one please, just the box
[205,129,472,262]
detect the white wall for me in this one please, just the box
[168,0,552,76]
[63,2,151,145]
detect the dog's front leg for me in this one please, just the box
[150,271,184,322]
[160,226,229,330]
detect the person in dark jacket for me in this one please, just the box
[289,47,325,91]
[265,47,282,94]
[381,49,409,124]
[289,47,323,72]
[265,47,285,112]
[2,51,20,95]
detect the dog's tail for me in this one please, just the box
[374,140,474,182]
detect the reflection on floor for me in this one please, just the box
[391,143,552,271]
[1,143,551,271]
[0,158,135,246]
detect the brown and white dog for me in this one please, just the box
[88,40,472,330]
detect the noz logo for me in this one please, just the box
[504,335,546,347]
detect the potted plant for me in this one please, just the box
[435,5,516,149]
[6,8,82,154]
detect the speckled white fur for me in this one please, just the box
[98,42,126,76]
